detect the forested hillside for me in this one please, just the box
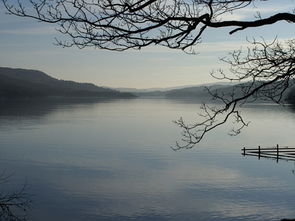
[0,67,135,99]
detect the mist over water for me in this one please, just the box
[0,98,295,221]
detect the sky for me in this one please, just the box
[0,0,294,89]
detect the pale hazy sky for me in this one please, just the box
[0,1,294,89]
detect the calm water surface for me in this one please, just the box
[0,98,295,221]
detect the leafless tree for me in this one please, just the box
[175,38,295,148]
[1,0,294,147]
[1,0,294,51]
[0,172,30,221]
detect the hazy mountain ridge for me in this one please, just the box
[116,84,240,101]
[0,67,135,99]
[1,67,294,103]
[117,81,295,104]
[286,85,295,104]
[165,82,295,103]
[115,82,237,93]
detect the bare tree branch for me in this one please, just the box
[1,0,294,52]
[1,0,294,147]
[174,39,295,149]
[0,172,31,221]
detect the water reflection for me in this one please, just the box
[0,172,31,221]
[0,99,295,221]
[0,98,128,131]
[0,97,124,118]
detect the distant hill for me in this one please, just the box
[165,82,295,103]
[115,82,237,94]
[165,85,217,100]
[116,83,238,101]
[116,84,205,93]
[118,81,295,103]
[0,67,135,99]
[286,85,295,104]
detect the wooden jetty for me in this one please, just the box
[242,145,295,162]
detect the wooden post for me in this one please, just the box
[243,147,246,156]
[258,146,261,159]
[276,144,279,163]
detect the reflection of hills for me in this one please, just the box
[0,67,135,99]
[0,98,116,119]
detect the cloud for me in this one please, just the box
[218,2,295,21]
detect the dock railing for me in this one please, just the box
[242,144,295,162]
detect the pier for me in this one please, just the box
[242,145,295,162]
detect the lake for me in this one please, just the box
[0,98,295,221]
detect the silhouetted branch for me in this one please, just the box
[175,39,295,149]
[1,0,294,147]
[1,0,294,52]
[0,172,31,221]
